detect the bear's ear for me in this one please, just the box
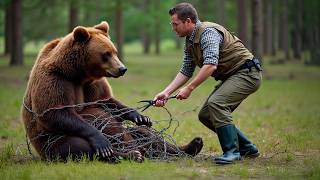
[73,26,90,42]
[94,21,109,34]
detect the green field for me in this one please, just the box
[0,49,320,179]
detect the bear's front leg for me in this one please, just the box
[122,108,152,127]
[101,98,152,127]
[41,109,114,159]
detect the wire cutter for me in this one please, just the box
[138,95,177,112]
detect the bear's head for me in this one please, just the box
[48,21,127,82]
[74,21,127,79]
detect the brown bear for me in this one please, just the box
[21,21,203,162]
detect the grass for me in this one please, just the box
[0,47,320,179]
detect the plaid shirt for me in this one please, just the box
[180,21,224,77]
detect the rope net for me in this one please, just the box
[24,101,192,161]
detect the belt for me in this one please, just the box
[238,58,263,72]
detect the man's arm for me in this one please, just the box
[162,72,190,95]
[177,28,222,99]
[177,64,217,99]
[154,72,190,106]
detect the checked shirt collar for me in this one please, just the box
[188,20,202,43]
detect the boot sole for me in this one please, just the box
[214,157,242,165]
[242,152,260,158]
[215,160,233,165]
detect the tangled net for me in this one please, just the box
[24,100,191,160]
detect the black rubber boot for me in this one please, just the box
[214,124,241,164]
[236,128,259,158]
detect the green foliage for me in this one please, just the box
[0,8,3,37]
[0,0,12,8]
[3,0,241,45]
[2,0,320,59]
[22,0,68,41]
[17,0,178,44]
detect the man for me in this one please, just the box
[153,2,262,164]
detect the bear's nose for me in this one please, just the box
[119,67,127,76]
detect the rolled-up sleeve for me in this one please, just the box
[200,28,223,66]
[179,45,196,77]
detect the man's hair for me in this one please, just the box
[169,2,198,23]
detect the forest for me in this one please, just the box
[2,0,320,65]
[0,0,320,179]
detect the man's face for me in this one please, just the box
[170,14,193,37]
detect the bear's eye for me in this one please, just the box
[102,52,111,63]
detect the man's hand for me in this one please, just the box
[153,72,190,106]
[153,92,169,107]
[176,86,194,100]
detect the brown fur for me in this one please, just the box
[21,21,203,162]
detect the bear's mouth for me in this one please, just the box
[105,71,121,78]
[105,67,126,78]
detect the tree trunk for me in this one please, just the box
[69,0,78,32]
[237,0,248,48]
[216,0,225,25]
[279,0,290,59]
[10,0,24,66]
[198,0,210,20]
[142,31,151,54]
[251,0,263,61]
[5,3,13,56]
[141,0,151,54]
[306,1,320,65]
[271,0,278,56]
[263,0,272,55]
[115,0,124,61]
[154,0,161,55]
[292,0,303,60]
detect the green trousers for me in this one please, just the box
[198,68,262,131]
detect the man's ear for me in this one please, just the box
[186,18,192,24]
[94,21,109,34]
[73,26,90,42]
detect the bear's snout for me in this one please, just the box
[119,67,127,76]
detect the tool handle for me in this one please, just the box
[166,94,177,100]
